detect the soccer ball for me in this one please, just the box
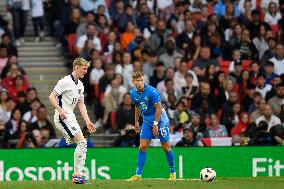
[200,168,216,182]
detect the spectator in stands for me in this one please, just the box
[7,0,30,46]
[238,69,252,101]
[149,61,165,88]
[249,61,262,85]
[1,55,26,79]
[115,93,135,131]
[0,33,17,56]
[264,61,276,85]
[255,73,272,99]
[176,127,203,147]
[266,75,283,101]
[31,0,45,42]
[0,45,8,73]
[228,23,243,49]
[204,113,228,138]
[221,91,239,122]
[89,58,104,87]
[186,112,206,139]
[64,8,82,37]
[158,38,182,69]
[22,98,41,124]
[150,20,172,55]
[98,63,115,94]
[268,83,284,115]
[103,74,127,125]
[26,87,38,104]
[76,23,102,54]
[173,100,190,126]
[255,104,281,131]
[250,98,266,122]
[161,78,182,102]
[192,46,219,78]
[80,0,109,19]
[0,97,15,124]
[242,83,256,111]
[7,74,29,102]
[176,19,194,52]
[120,21,135,50]
[15,120,29,148]
[174,60,198,89]
[76,11,95,39]
[236,29,258,60]
[217,79,238,109]
[143,13,157,43]
[79,39,95,59]
[264,2,282,25]
[15,91,30,115]
[182,73,198,100]
[252,24,269,59]
[261,37,276,66]
[223,102,242,135]
[141,49,154,77]
[231,112,250,144]
[192,81,216,111]
[0,119,5,148]
[113,124,138,147]
[2,64,29,94]
[3,107,22,148]
[169,119,182,142]
[269,43,284,76]
[29,106,56,138]
[157,67,176,93]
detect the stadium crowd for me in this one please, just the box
[1,0,284,148]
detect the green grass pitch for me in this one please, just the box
[1,177,284,189]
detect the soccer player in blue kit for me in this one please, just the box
[128,72,176,181]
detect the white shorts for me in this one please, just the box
[54,113,82,144]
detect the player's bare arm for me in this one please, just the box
[78,98,96,133]
[152,102,162,137]
[134,105,141,133]
[48,91,67,119]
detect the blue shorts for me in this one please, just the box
[140,120,170,143]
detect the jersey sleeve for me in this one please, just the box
[149,88,161,104]
[53,78,68,96]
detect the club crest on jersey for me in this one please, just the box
[144,97,148,101]
[78,89,82,95]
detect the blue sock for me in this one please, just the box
[136,151,146,176]
[166,150,176,174]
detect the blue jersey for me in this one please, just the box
[130,84,169,125]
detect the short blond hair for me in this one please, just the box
[73,58,90,69]
[132,72,144,80]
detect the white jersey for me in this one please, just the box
[53,75,84,144]
[53,75,84,114]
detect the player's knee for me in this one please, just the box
[162,144,171,153]
[139,145,148,152]
[77,139,87,153]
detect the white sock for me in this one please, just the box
[74,139,87,175]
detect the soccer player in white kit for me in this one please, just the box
[49,58,96,184]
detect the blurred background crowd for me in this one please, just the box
[1,0,284,148]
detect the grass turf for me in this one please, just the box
[1,177,284,189]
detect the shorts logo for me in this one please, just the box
[71,127,76,131]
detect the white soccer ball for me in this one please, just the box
[200,168,216,182]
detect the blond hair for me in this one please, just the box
[73,58,90,69]
[132,72,144,80]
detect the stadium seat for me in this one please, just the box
[242,60,252,71]
[67,33,77,57]
[187,60,193,69]
[219,60,230,74]
[270,25,279,36]
[110,112,116,129]
[92,84,100,98]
